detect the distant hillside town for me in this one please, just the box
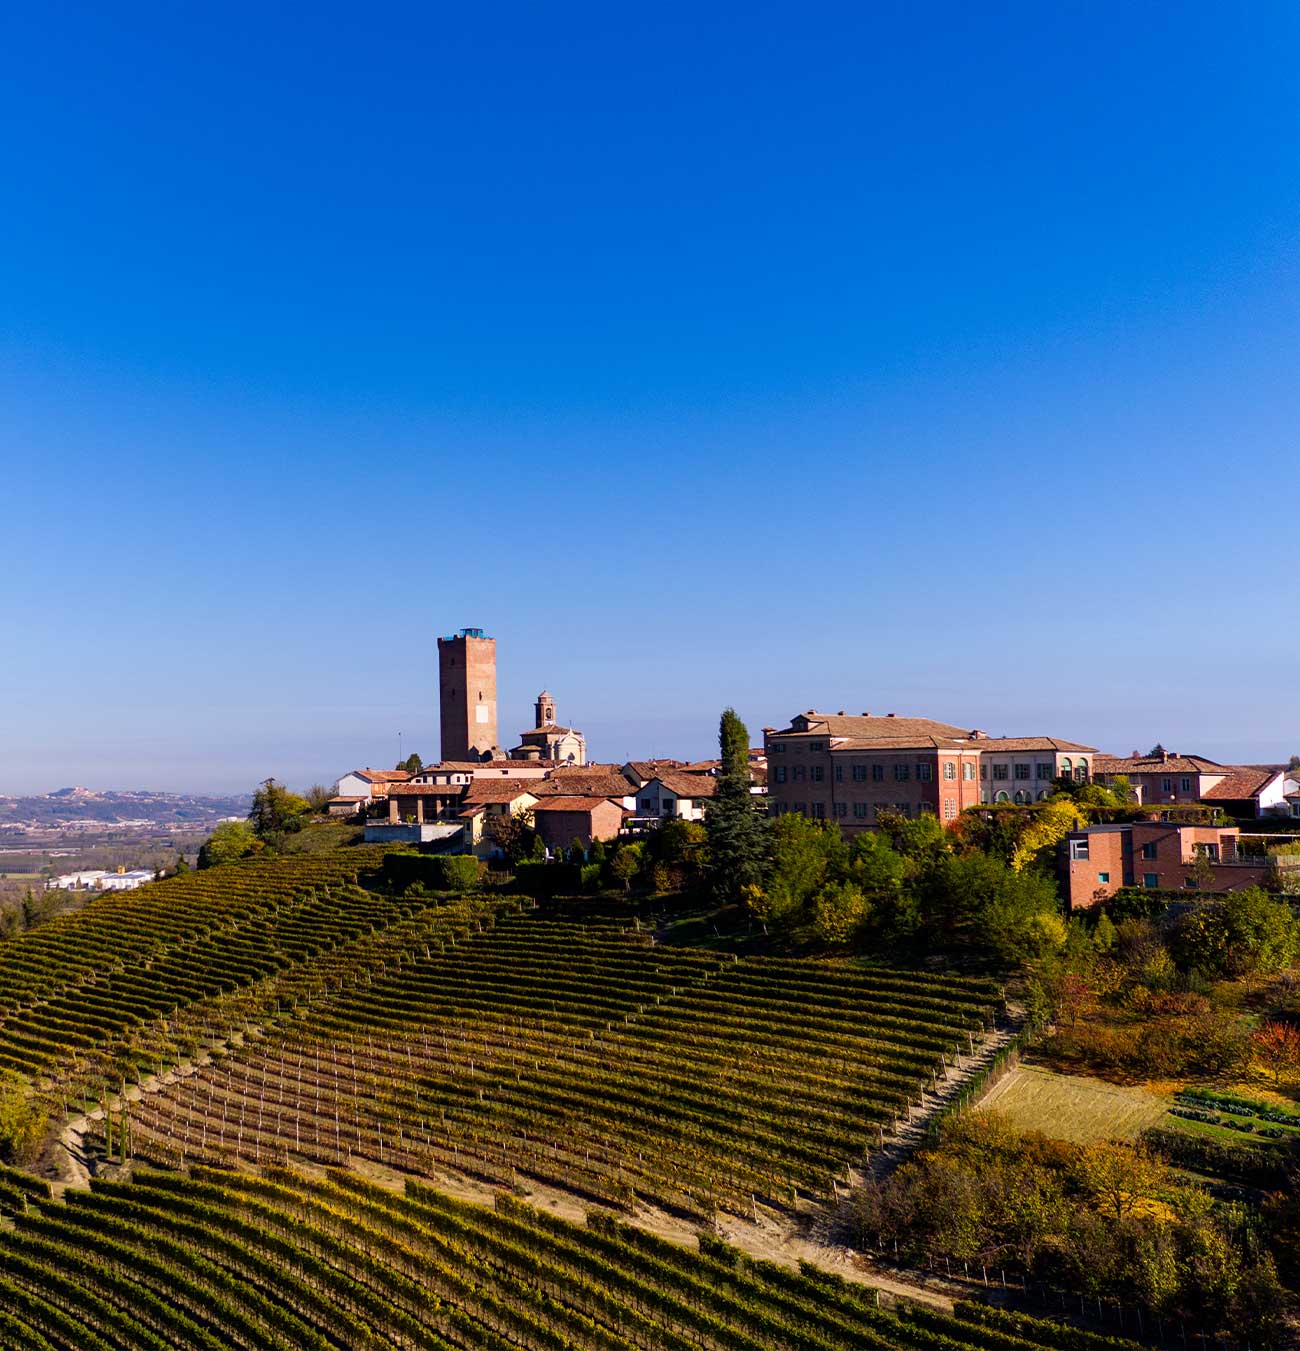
[331,626,1300,896]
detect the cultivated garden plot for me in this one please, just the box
[0,1162,1146,1351]
[102,908,1000,1220]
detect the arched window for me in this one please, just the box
[995,790,1010,803]
[1075,763,1088,782]
[1013,790,1028,805]
[1060,758,1072,778]
[1037,789,1049,801]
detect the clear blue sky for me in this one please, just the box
[4,2,1299,794]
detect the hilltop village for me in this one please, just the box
[332,626,1300,908]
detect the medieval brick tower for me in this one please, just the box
[437,627,498,762]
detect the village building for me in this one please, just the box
[973,736,1096,804]
[456,780,540,859]
[531,796,628,851]
[1061,821,1272,910]
[632,772,717,824]
[1094,752,1292,816]
[509,691,587,766]
[764,712,984,830]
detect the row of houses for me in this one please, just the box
[763,711,1298,827]
[333,759,739,858]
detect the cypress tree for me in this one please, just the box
[705,708,771,902]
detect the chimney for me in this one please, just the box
[1162,749,1170,763]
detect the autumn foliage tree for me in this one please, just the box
[1252,1020,1300,1086]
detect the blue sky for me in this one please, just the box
[3,2,1299,793]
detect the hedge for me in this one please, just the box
[381,852,482,892]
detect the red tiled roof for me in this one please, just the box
[531,796,628,813]
[1202,769,1282,801]
[463,781,539,805]
[776,713,974,741]
[970,737,1097,753]
[1094,754,1225,775]
[533,774,633,798]
[388,782,469,797]
[649,772,718,799]
[356,768,411,783]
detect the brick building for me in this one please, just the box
[974,738,1095,804]
[764,712,984,830]
[532,797,627,850]
[437,627,500,763]
[1061,821,1270,910]
[1094,752,1291,816]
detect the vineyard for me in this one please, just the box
[0,847,470,1100]
[96,906,1000,1219]
[0,1162,1145,1351]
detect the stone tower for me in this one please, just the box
[437,627,498,762]
[535,690,556,725]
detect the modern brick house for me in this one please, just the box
[1061,821,1270,910]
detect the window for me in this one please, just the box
[1180,777,1192,792]
[852,764,867,781]
[812,802,825,819]
[1036,763,1053,780]
[1069,840,1090,860]
[995,790,1010,803]
[1074,765,1087,783]
[872,764,884,782]
[834,801,847,817]
[963,762,975,781]
[810,765,824,783]
[1292,801,1300,819]
[794,802,806,814]
[1013,790,1028,805]
[1196,842,1220,862]
[894,764,910,781]
[1141,842,1158,860]
[943,762,956,781]
[944,798,956,819]
[917,763,932,782]
[853,802,867,819]
[919,802,935,815]
[834,763,843,781]
[774,766,787,784]
[639,797,653,812]
[772,743,785,753]
[1037,790,1049,801]
[1161,777,1172,792]
[1098,872,1110,883]
[992,764,1009,781]
[1143,872,1159,888]
[809,741,825,752]
[980,763,988,780]
[1014,763,1031,780]
[1061,758,1072,776]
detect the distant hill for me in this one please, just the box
[0,790,251,829]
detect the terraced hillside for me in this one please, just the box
[0,847,485,1098]
[0,1163,1144,1351]
[105,908,999,1218]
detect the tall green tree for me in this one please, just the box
[249,779,311,840]
[705,708,770,903]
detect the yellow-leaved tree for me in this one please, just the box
[1010,798,1082,873]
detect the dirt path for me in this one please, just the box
[51,1045,224,1197]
